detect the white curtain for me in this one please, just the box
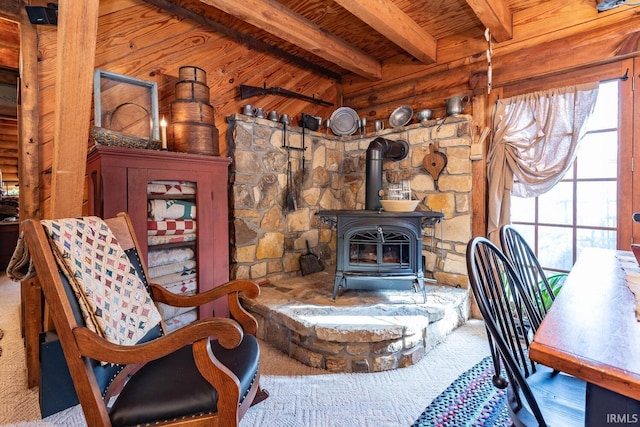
[487,82,600,242]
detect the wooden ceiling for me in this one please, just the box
[0,18,19,85]
[145,0,592,82]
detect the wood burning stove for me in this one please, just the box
[318,210,443,301]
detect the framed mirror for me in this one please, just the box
[93,69,159,141]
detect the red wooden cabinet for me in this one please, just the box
[86,145,232,319]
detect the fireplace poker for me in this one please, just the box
[284,122,297,212]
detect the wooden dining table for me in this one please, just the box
[529,247,640,426]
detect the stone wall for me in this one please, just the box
[227,114,473,289]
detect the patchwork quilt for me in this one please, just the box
[160,277,198,295]
[148,259,197,280]
[151,268,197,287]
[147,219,196,236]
[41,217,162,347]
[147,181,196,196]
[148,199,196,220]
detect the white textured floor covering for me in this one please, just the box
[0,274,490,427]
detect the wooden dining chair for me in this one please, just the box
[22,212,267,427]
[466,236,585,427]
[499,225,557,321]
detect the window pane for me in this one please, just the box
[538,182,573,225]
[576,181,617,227]
[562,161,574,181]
[585,80,618,131]
[511,196,535,223]
[576,229,617,258]
[538,226,573,271]
[576,131,617,179]
[509,80,618,272]
[513,224,536,244]
[512,224,535,249]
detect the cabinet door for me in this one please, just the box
[88,147,231,322]
[194,168,230,318]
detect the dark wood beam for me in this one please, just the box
[465,0,513,42]
[197,0,382,80]
[333,0,436,64]
[143,0,342,82]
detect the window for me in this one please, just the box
[510,80,619,273]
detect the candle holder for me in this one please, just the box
[160,117,168,150]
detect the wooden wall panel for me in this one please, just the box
[27,0,640,229]
[0,19,19,70]
[88,0,338,156]
[0,0,20,22]
[0,118,18,183]
[342,0,640,124]
[33,0,339,215]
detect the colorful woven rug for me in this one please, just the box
[412,356,513,427]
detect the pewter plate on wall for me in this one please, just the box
[329,107,359,136]
[389,105,413,128]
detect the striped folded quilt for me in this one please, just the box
[147,219,196,236]
[148,199,196,220]
[148,247,195,268]
[148,260,197,280]
[148,233,196,246]
[147,181,196,196]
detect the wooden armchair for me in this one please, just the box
[22,212,267,427]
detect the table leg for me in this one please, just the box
[586,383,640,426]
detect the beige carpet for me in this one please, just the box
[0,273,490,427]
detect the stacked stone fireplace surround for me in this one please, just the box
[227,114,474,372]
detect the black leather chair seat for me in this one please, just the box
[109,334,259,427]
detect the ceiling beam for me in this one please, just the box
[464,0,513,42]
[333,0,436,64]
[143,0,341,81]
[197,0,382,80]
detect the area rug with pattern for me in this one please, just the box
[412,355,513,427]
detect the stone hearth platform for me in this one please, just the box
[240,269,470,373]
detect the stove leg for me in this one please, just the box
[416,277,426,303]
[333,274,344,300]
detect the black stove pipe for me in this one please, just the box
[365,137,410,210]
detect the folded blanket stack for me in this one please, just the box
[147,181,196,196]
[147,181,199,331]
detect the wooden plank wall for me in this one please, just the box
[342,0,640,121]
[28,0,640,224]
[0,16,19,192]
[0,117,18,186]
[33,0,340,217]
